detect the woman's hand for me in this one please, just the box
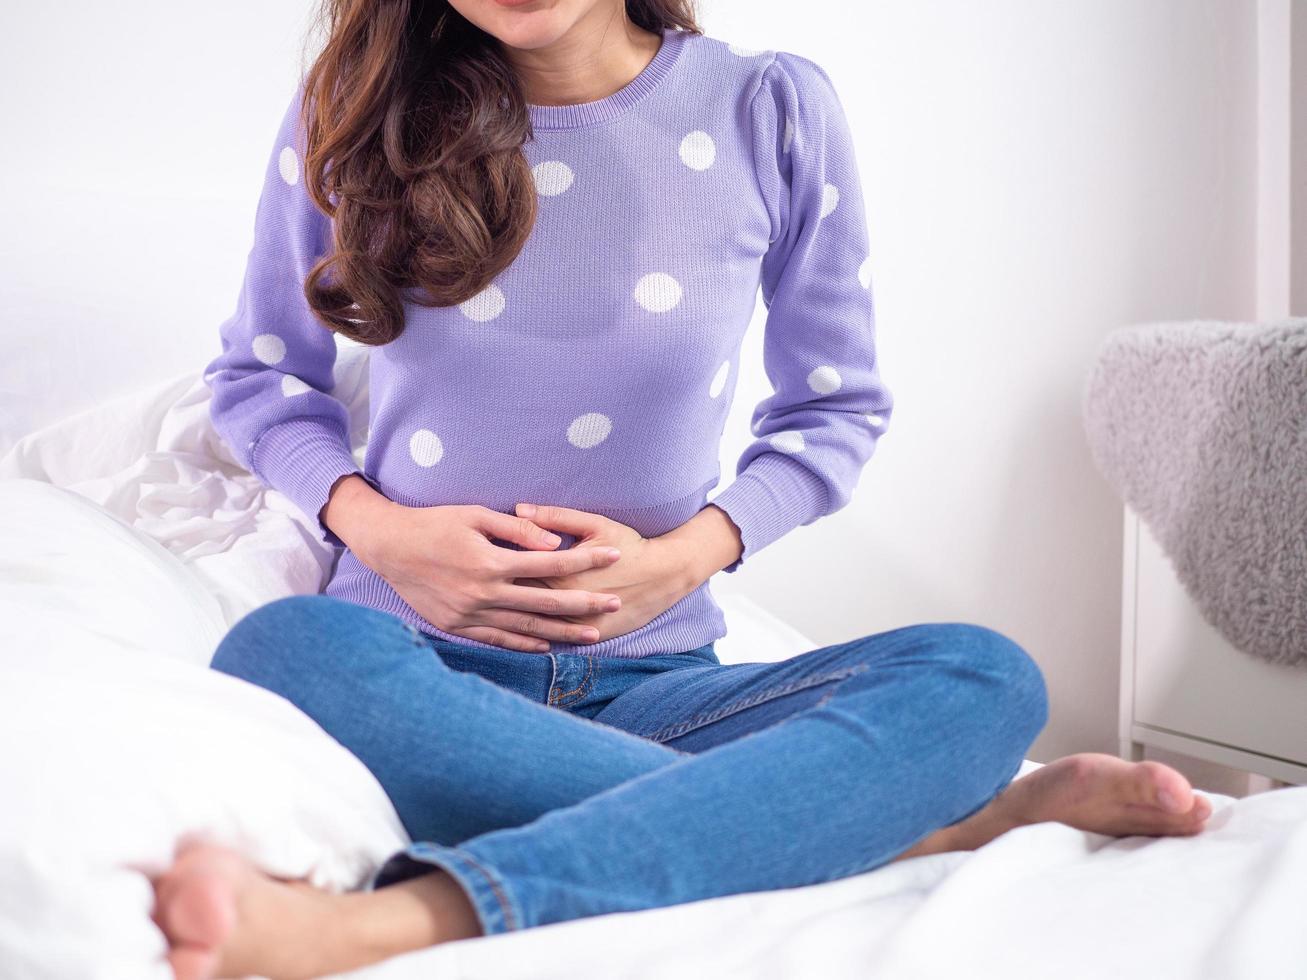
[510,502,744,642]
[322,476,626,652]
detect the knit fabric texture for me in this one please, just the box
[204,26,894,658]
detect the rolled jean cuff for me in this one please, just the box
[367,841,521,935]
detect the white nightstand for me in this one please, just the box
[1119,504,1307,785]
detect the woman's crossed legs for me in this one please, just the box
[155,595,1211,979]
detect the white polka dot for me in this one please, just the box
[728,43,765,56]
[633,272,682,313]
[782,116,795,153]
[567,412,612,449]
[709,360,730,398]
[770,430,806,454]
[532,160,574,196]
[865,413,885,427]
[820,183,840,218]
[281,374,311,397]
[460,283,506,321]
[679,131,716,171]
[278,146,299,185]
[858,255,873,289]
[807,365,842,395]
[252,333,286,365]
[409,429,444,467]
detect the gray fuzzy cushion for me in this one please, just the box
[1081,318,1307,667]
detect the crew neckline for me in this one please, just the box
[527,27,688,131]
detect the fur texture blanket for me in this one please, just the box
[1081,318,1307,667]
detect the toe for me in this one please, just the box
[1137,760,1194,814]
[154,859,236,980]
[167,945,220,980]
[163,869,235,950]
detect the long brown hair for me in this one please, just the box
[297,0,701,346]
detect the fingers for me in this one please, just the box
[475,507,564,551]
[455,625,553,654]
[494,583,622,618]
[474,608,603,645]
[502,543,622,580]
[515,502,612,537]
[450,569,622,649]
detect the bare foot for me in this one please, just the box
[893,753,1213,861]
[151,842,481,979]
[992,753,1213,836]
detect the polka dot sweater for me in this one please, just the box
[204,26,894,659]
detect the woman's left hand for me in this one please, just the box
[510,503,699,641]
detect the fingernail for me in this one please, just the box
[605,548,621,560]
[518,503,537,517]
[605,596,621,610]
[582,628,600,641]
[542,532,562,547]
[534,641,550,652]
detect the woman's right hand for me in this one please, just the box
[321,475,623,652]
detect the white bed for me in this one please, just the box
[1,353,1305,980]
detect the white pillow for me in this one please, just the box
[0,480,408,979]
[0,479,227,666]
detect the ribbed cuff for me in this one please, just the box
[249,418,366,548]
[708,452,829,572]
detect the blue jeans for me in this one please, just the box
[209,594,1047,935]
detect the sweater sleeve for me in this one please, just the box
[708,50,895,572]
[202,80,373,548]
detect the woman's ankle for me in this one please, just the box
[339,871,483,965]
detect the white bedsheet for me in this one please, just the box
[2,363,1305,980]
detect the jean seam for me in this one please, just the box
[548,654,595,707]
[456,851,520,932]
[405,843,520,933]
[645,663,868,743]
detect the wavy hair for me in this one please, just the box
[297,0,701,345]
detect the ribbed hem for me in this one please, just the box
[325,549,729,659]
[369,842,521,935]
[250,418,367,548]
[527,27,689,130]
[707,452,829,572]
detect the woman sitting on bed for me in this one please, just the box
[157,0,1212,976]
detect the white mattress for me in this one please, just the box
[2,361,1305,980]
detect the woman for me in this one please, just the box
[158,0,1212,976]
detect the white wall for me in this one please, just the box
[1293,1,1307,313]
[0,1,318,447]
[1,2,1263,767]
[1257,0,1306,320]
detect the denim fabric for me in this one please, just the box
[210,594,1048,935]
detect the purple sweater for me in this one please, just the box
[205,26,894,658]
